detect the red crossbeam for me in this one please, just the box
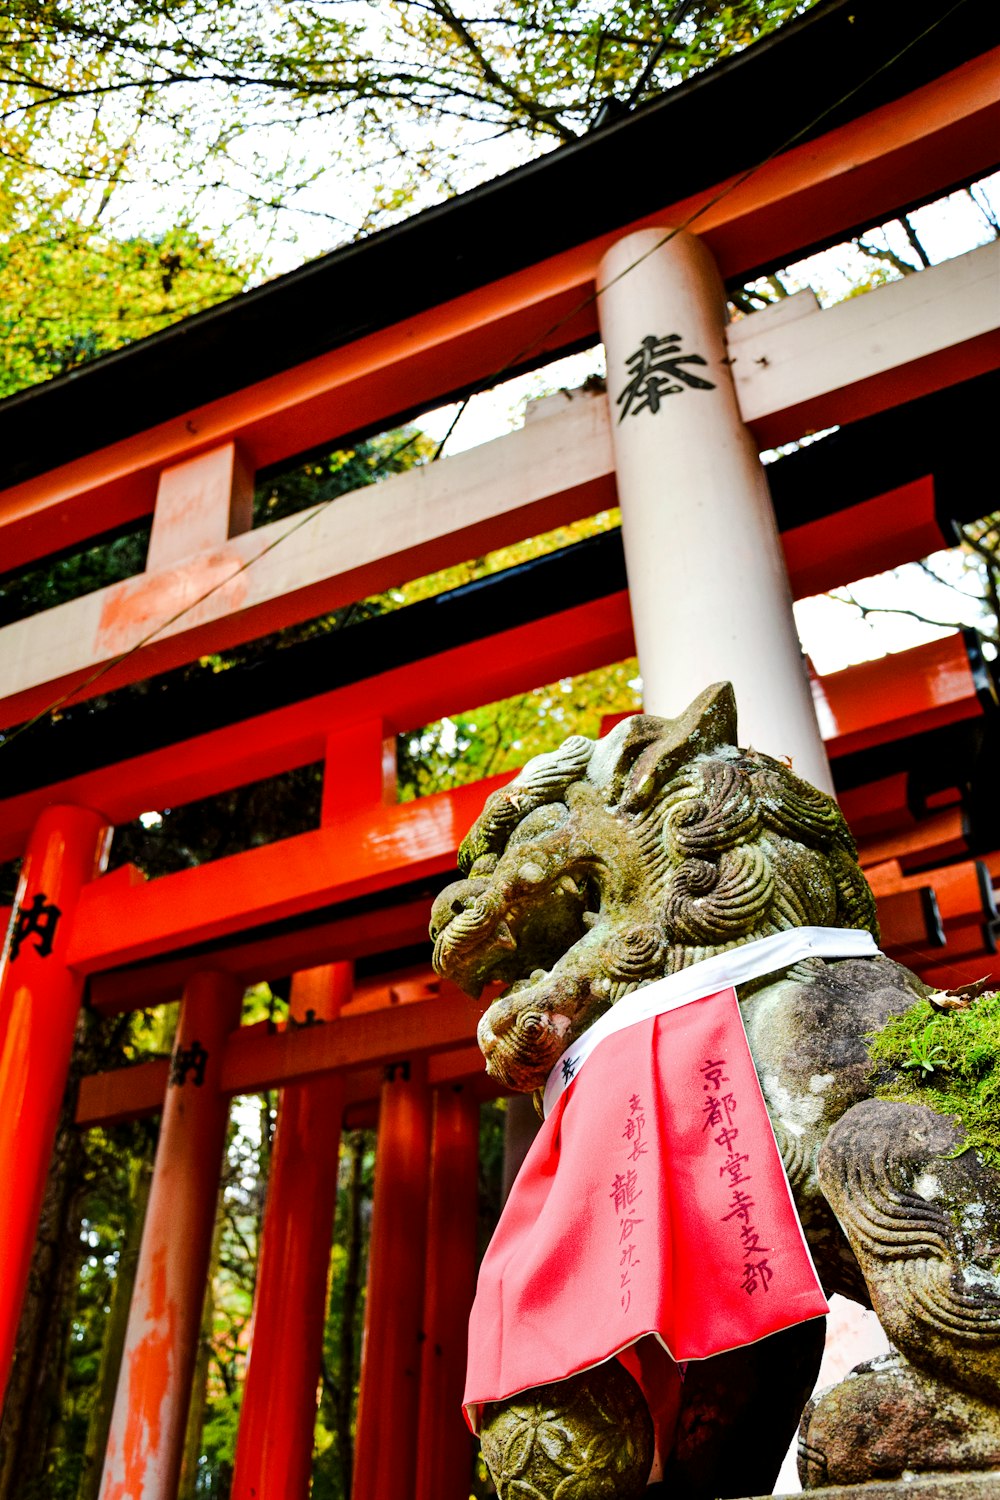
[840,774,915,841]
[856,807,970,872]
[781,476,948,602]
[67,778,508,975]
[55,630,990,984]
[869,855,998,979]
[0,536,987,867]
[0,592,633,861]
[76,1045,500,1131]
[0,456,957,736]
[817,632,991,758]
[75,989,489,1129]
[868,858,997,925]
[892,916,997,973]
[85,899,436,1016]
[919,954,999,991]
[877,887,945,954]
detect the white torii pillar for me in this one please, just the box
[597,227,833,796]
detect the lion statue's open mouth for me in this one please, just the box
[430,683,876,1093]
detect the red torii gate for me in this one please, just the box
[1,2,999,1494]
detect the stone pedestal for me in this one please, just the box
[777,1479,997,1500]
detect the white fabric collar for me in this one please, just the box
[541,925,878,1117]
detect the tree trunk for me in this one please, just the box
[77,1150,154,1500]
[0,1016,90,1499]
[334,1130,368,1497]
[177,1207,225,1500]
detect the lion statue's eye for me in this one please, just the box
[506,802,570,848]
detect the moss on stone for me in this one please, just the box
[866,992,1000,1171]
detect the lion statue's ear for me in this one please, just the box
[593,683,738,814]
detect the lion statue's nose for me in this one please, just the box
[429,876,490,942]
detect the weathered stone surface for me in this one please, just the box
[479,1358,653,1499]
[431,685,1000,1495]
[799,1352,1000,1486]
[773,1473,1000,1500]
[817,1104,1000,1408]
[651,1475,1000,1500]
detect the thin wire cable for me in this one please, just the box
[0,432,421,748]
[0,0,972,753]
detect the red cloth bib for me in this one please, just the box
[464,983,827,1433]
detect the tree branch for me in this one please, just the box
[424,0,578,140]
[831,589,972,633]
[854,235,919,276]
[899,213,932,269]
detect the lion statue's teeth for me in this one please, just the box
[493,920,517,951]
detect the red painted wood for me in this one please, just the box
[877,888,943,953]
[67,778,510,974]
[99,970,242,1500]
[840,773,914,841]
[817,633,990,758]
[0,594,989,877]
[868,858,996,925]
[0,804,109,1404]
[857,807,969,873]
[86,897,432,1016]
[353,1061,432,1500]
[39,629,987,986]
[782,476,945,601]
[890,917,995,974]
[416,1085,480,1500]
[220,991,481,1097]
[0,446,974,742]
[77,977,481,1127]
[0,592,632,860]
[857,810,971,876]
[232,964,350,1500]
[75,1039,502,1132]
[76,1059,172,1128]
[919,954,999,991]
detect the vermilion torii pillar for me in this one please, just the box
[230,962,351,1500]
[415,1083,480,1500]
[99,969,242,1500]
[597,227,833,794]
[0,803,110,1402]
[234,716,400,1500]
[352,1058,432,1500]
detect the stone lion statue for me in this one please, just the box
[430,683,1000,1497]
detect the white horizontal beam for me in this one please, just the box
[731,238,1000,445]
[0,394,616,726]
[1,242,996,726]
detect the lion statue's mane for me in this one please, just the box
[432,682,876,1096]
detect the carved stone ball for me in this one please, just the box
[479,1358,654,1499]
